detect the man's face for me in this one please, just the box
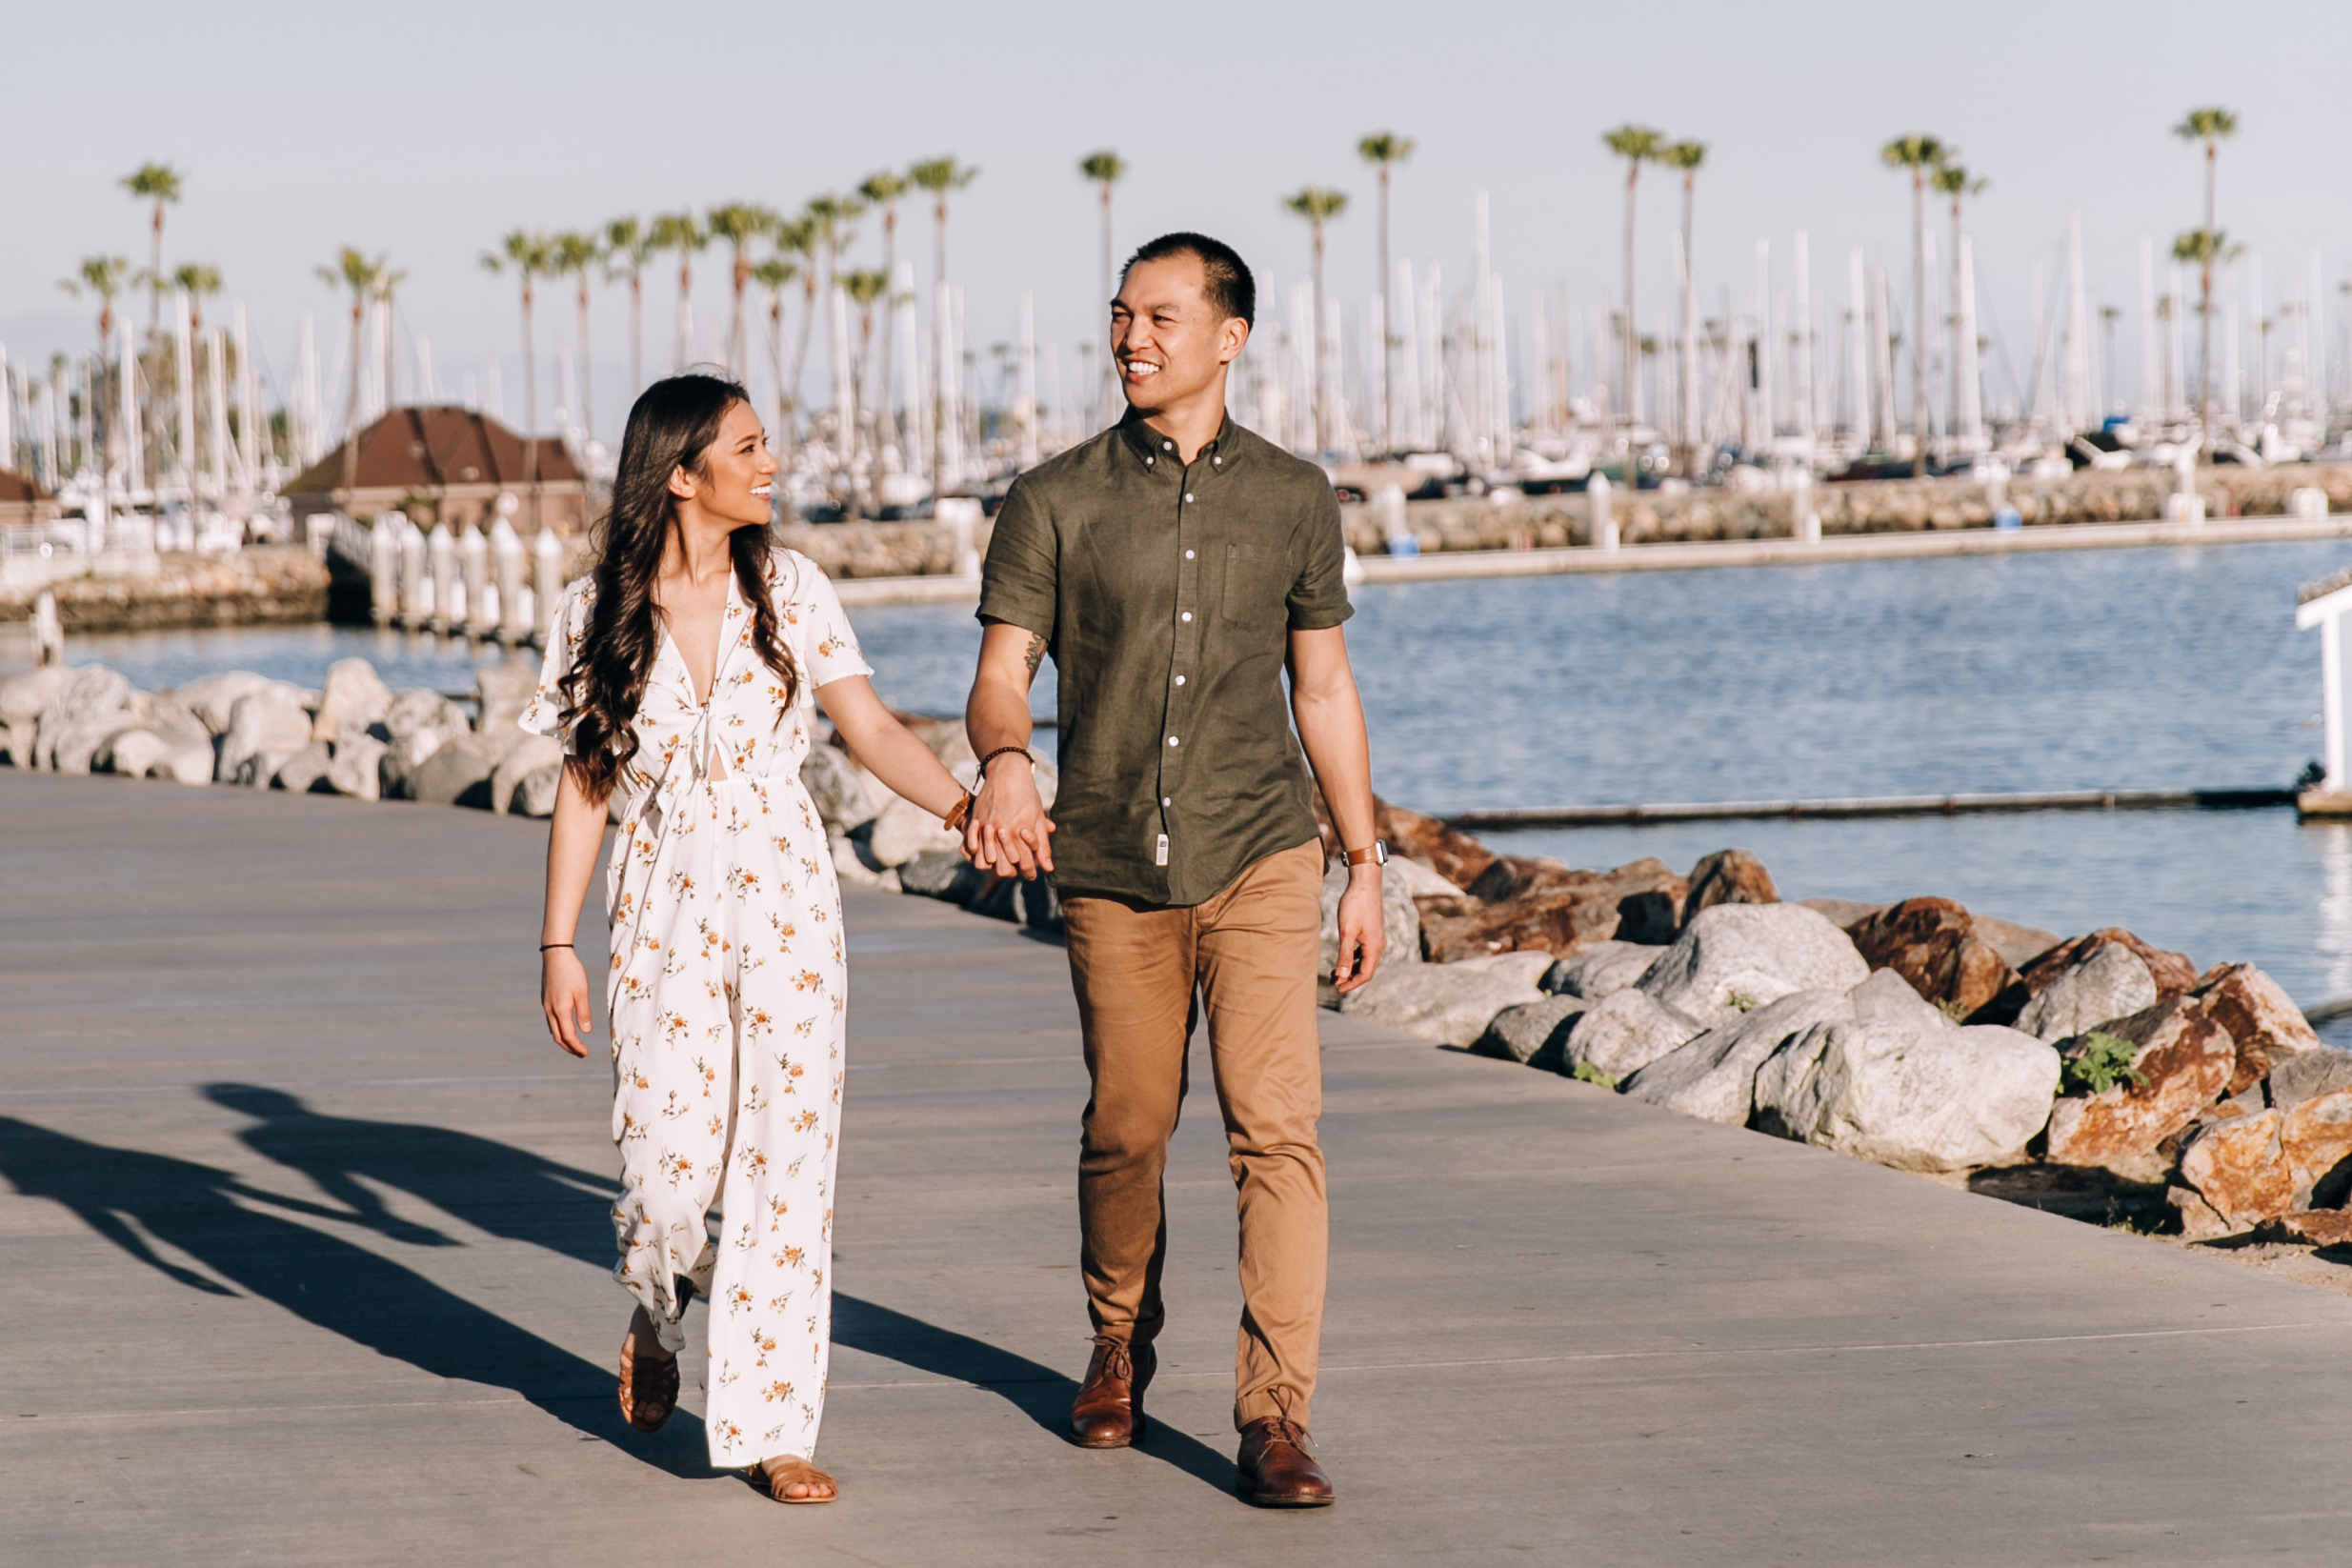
[1111,253,1247,413]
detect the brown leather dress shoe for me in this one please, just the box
[1070,1335,1155,1448]
[1236,1417,1336,1507]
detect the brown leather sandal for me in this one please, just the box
[617,1334,679,1435]
[749,1458,839,1504]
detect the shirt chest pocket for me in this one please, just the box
[1220,542,1286,625]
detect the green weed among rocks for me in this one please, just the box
[1572,1062,1618,1090]
[2062,1032,2148,1096]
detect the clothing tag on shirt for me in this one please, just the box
[1156,833,1170,867]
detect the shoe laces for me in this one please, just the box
[1257,1417,1311,1452]
[1088,1334,1136,1381]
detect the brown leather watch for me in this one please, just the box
[1340,840,1388,868]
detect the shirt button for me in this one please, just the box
[1167,735,1179,747]
[1180,611,1193,622]
[1175,674,1186,686]
[1162,439,1173,450]
[1185,549,1195,559]
[1162,796,1172,807]
[1184,493,1195,503]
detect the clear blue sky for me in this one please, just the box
[8,0,2348,442]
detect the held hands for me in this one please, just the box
[541,946,594,1058]
[1330,867,1387,994]
[963,755,1056,880]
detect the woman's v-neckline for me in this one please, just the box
[659,573,741,711]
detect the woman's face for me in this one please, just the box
[683,400,778,530]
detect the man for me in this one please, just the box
[962,231,1388,1508]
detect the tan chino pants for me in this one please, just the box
[1060,837,1328,1432]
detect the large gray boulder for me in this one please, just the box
[865,793,963,868]
[1638,902,1869,1029]
[1757,1016,2062,1172]
[1338,952,1552,1047]
[800,743,882,834]
[311,658,392,742]
[1848,966,1950,1033]
[490,732,565,814]
[1473,995,1589,1064]
[1563,989,1704,1082]
[174,671,272,736]
[513,761,564,818]
[1542,940,1665,1000]
[472,660,540,764]
[403,736,496,807]
[33,665,138,772]
[324,729,388,800]
[1320,859,1423,979]
[2016,942,2159,1043]
[0,667,68,765]
[1622,988,1854,1125]
[2268,1049,2352,1112]
[92,728,171,779]
[272,739,335,794]
[378,690,472,796]
[898,850,988,902]
[214,686,315,786]
[132,695,216,784]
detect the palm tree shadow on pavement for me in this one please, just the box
[831,1294,1236,1495]
[0,1115,709,1478]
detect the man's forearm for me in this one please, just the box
[1293,693,1377,852]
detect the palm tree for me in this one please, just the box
[317,247,392,497]
[1880,133,1950,474]
[1658,139,1707,465]
[803,193,865,478]
[774,216,820,449]
[1282,187,1351,454]
[842,269,891,518]
[1078,151,1129,421]
[650,211,708,370]
[171,263,224,341]
[604,215,654,395]
[552,231,603,444]
[908,156,980,291]
[2173,106,2240,455]
[61,255,133,367]
[753,255,800,446]
[706,203,778,377]
[1930,161,1985,434]
[1601,125,1665,430]
[121,162,184,333]
[1357,131,1416,452]
[481,231,553,525]
[909,156,979,500]
[857,170,909,438]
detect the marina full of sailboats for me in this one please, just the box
[5,111,2341,572]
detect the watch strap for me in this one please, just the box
[1341,840,1388,867]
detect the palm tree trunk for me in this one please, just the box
[1098,183,1115,423]
[878,209,898,451]
[1949,196,1964,438]
[342,296,364,498]
[769,294,786,448]
[728,250,749,376]
[629,270,643,395]
[150,204,165,335]
[2200,139,2218,456]
[1679,173,1697,469]
[1912,170,1929,477]
[1377,166,1392,453]
[786,272,818,453]
[1620,165,1638,432]
[521,278,540,533]
[1311,223,1327,453]
[675,256,694,370]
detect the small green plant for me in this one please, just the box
[2062,1032,2146,1096]
[1938,998,1971,1021]
[1571,1061,1618,1090]
[1725,990,1759,1014]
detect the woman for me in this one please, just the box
[526,372,971,1504]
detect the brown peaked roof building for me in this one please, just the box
[0,466,61,527]
[283,406,590,533]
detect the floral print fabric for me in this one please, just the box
[520,549,873,1467]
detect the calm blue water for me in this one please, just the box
[17,538,2352,1013]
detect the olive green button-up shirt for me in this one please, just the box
[977,412,1354,906]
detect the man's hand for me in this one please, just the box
[965,754,1055,879]
[1331,867,1387,993]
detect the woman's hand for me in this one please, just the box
[966,756,1055,880]
[542,947,594,1057]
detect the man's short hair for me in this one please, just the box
[1121,232,1256,329]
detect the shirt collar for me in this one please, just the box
[1117,408,1235,470]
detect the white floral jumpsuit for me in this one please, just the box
[520,549,872,1469]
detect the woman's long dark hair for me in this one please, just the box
[559,372,798,798]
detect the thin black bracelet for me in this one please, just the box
[539,942,573,952]
[975,746,1033,783]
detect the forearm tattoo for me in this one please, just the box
[1023,633,1046,680]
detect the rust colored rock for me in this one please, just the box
[2175,1110,2293,1232]
[2281,1210,2352,1246]
[2280,1087,2352,1210]
[1846,897,2026,1022]
[1680,849,1779,931]
[2043,995,2235,1182]
[1311,792,1498,893]
[1466,854,1580,902]
[2191,963,2322,1095]
[1420,858,1690,962]
[2020,928,2196,1003]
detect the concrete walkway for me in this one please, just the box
[6,769,2352,1565]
